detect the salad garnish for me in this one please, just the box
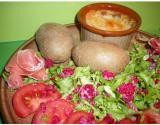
[2,37,160,123]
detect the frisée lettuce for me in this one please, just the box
[2,42,160,122]
[45,43,160,122]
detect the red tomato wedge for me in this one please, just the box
[12,83,61,118]
[117,114,141,124]
[65,111,96,124]
[143,109,160,124]
[118,118,133,124]
[32,99,74,124]
[98,115,115,124]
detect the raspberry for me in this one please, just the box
[102,70,115,80]
[63,68,74,76]
[58,68,74,78]
[79,84,96,100]
[44,58,54,68]
[117,83,136,103]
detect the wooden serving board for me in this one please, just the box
[0,23,155,124]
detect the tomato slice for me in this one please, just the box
[12,83,61,118]
[117,115,141,124]
[118,118,133,124]
[32,99,74,124]
[65,111,96,124]
[98,115,115,124]
[143,109,160,124]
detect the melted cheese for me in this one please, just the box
[86,10,135,31]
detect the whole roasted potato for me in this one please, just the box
[36,23,74,63]
[72,41,130,73]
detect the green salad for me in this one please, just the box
[19,43,160,122]
[2,38,160,124]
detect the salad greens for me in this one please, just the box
[2,43,160,122]
[45,43,160,121]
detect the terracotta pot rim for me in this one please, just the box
[78,2,142,36]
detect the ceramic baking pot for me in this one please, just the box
[78,3,141,50]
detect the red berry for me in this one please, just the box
[58,68,74,78]
[102,70,115,80]
[63,68,74,76]
[117,83,136,103]
[45,58,54,68]
[79,84,95,100]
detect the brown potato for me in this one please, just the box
[36,23,74,63]
[72,41,130,73]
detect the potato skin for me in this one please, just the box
[72,41,130,73]
[36,23,74,63]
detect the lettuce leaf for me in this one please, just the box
[24,43,159,122]
[93,95,134,121]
